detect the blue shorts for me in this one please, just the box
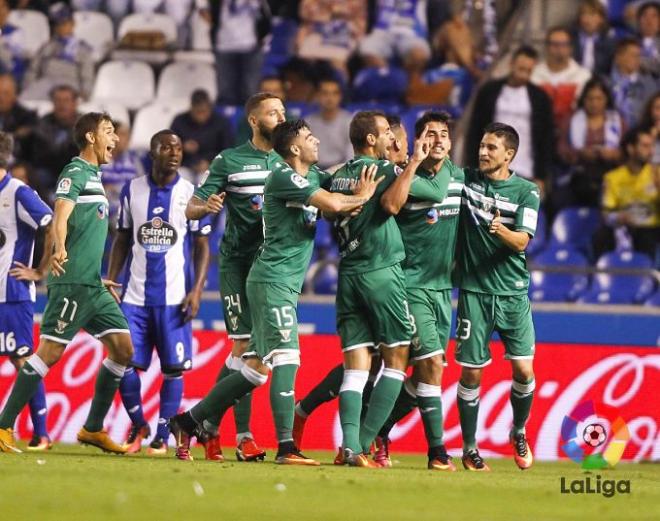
[0,301,34,358]
[121,303,193,373]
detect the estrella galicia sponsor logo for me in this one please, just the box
[137,217,178,252]
[97,203,108,219]
[559,400,631,497]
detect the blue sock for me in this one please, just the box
[28,381,48,437]
[119,367,146,427]
[157,373,183,440]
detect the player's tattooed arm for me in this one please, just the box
[489,210,530,252]
[9,223,53,281]
[310,164,383,213]
[50,198,75,276]
[185,193,225,220]
[182,234,210,321]
[381,126,431,215]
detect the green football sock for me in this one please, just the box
[0,360,46,429]
[299,363,343,416]
[359,375,377,421]
[338,369,369,453]
[510,378,535,435]
[360,368,406,453]
[457,381,480,452]
[83,359,126,432]
[378,379,417,438]
[416,383,444,449]
[206,357,254,435]
[270,364,298,443]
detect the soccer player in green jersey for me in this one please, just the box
[184,92,284,462]
[375,111,465,471]
[0,112,134,455]
[455,122,539,471]
[170,119,383,464]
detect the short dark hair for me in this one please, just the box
[73,112,112,150]
[349,110,387,149]
[414,111,452,138]
[483,122,520,153]
[386,114,402,130]
[577,76,614,110]
[272,119,309,159]
[49,84,78,100]
[191,89,211,106]
[150,129,178,152]
[621,125,652,157]
[545,26,571,43]
[244,91,282,116]
[615,36,642,54]
[512,45,539,61]
[0,131,13,169]
[637,1,660,20]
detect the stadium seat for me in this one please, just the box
[156,61,217,105]
[189,7,212,51]
[91,60,155,111]
[549,207,601,258]
[217,105,244,137]
[305,261,338,295]
[173,50,215,65]
[352,66,408,103]
[346,102,404,115]
[314,218,334,250]
[117,12,178,47]
[78,100,130,126]
[286,102,315,119]
[526,207,547,258]
[20,99,52,117]
[73,11,114,62]
[644,289,660,307]
[579,250,656,304]
[261,16,298,76]
[129,101,187,150]
[7,9,49,57]
[529,246,589,302]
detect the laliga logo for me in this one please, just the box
[560,400,630,469]
[426,208,438,224]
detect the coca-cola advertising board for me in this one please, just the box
[1,328,658,461]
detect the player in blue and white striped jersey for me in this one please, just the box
[107,130,211,455]
[0,131,53,451]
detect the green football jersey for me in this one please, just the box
[194,141,281,260]
[48,157,109,287]
[247,161,326,293]
[455,168,540,295]
[327,155,405,275]
[396,159,465,290]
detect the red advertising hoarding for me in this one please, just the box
[1,329,658,461]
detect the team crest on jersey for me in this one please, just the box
[279,329,292,342]
[138,217,178,252]
[250,194,263,211]
[55,320,68,334]
[0,229,5,249]
[97,203,108,219]
[482,201,492,213]
[229,315,239,330]
[426,208,439,224]
[56,177,72,194]
[290,173,309,189]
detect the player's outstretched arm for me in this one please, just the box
[185,193,225,220]
[9,222,53,281]
[50,198,75,276]
[489,210,530,252]
[310,164,383,214]
[381,127,431,215]
[107,229,131,284]
[182,234,210,321]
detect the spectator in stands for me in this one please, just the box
[639,91,660,163]
[636,0,660,77]
[0,73,37,162]
[22,2,95,100]
[359,0,431,72]
[609,37,658,128]
[433,8,482,80]
[466,45,555,195]
[594,126,658,260]
[260,74,286,100]
[296,0,367,78]
[0,0,28,83]
[571,0,616,75]
[305,78,352,170]
[30,84,80,201]
[101,121,144,232]
[531,26,592,130]
[558,76,625,207]
[205,0,271,106]
[171,89,233,177]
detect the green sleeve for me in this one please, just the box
[54,165,87,203]
[375,160,402,194]
[270,166,321,205]
[408,171,450,202]
[194,153,227,201]
[515,185,541,237]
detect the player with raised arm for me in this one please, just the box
[169,119,382,464]
[0,131,54,452]
[0,112,133,454]
[184,92,285,462]
[106,130,211,455]
[455,122,539,471]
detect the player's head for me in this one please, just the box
[637,1,660,38]
[621,126,654,164]
[349,110,394,159]
[316,78,343,113]
[0,130,13,170]
[272,119,319,166]
[509,45,538,87]
[150,129,183,177]
[49,2,74,38]
[245,91,286,144]
[415,111,452,162]
[614,37,642,75]
[50,84,78,122]
[544,26,573,64]
[386,115,408,165]
[73,112,117,164]
[479,122,519,174]
[190,89,213,125]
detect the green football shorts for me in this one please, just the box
[220,255,253,340]
[41,284,129,344]
[454,289,535,368]
[408,287,452,362]
[336,264,412,352]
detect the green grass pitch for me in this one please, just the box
[2,444,659,521]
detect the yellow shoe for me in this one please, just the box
[77,428,126,454]
[0,427,22,453]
